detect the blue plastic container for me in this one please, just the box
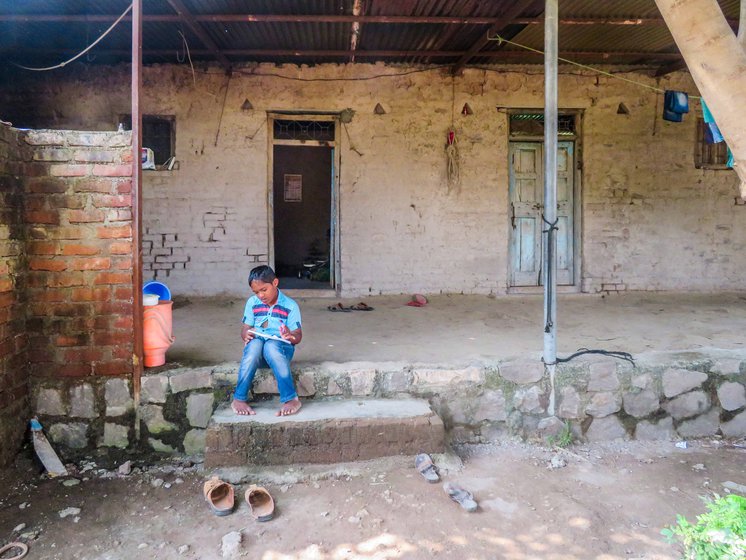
[143,280,171,302]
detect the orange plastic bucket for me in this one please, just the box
[143,301,174,367]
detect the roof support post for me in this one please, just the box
[131,0,143,401]
[543,0,558,412]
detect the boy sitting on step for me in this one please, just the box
[232,265,303,417]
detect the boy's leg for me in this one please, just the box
[233,338,264,415]
[262,340,301,416]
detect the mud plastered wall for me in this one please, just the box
[2,64,743,296]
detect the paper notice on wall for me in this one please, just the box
[284,174,302,202]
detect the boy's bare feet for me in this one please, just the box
[231,399,255,415]
[276,398,302,416]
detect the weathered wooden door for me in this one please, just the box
[508,141,575,287]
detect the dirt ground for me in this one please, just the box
[2,439,745,560]
[167,292,746,366]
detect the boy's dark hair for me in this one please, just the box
[249,265,277,285]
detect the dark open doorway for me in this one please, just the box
[272,144,333,289]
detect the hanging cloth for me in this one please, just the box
[663,90,689,122]
[700,99,724,144]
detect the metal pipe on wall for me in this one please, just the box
[543,0,559,412]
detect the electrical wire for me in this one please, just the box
[556,348,636,366]
[488,33,701,100]
[12,3,133,72]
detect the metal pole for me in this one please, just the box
[131,0,143,403]
[543,0,558,412]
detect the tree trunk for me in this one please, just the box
[656,0,746,198]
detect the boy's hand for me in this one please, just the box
[280,324,302,345]
[241,324,255,345]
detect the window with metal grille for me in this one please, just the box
[694,118,729,169]
[509,113,576,137]
[273,119,335,142]
[120,115,175,166]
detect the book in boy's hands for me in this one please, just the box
[248,329,292,344]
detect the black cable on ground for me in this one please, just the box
[556,348,636,367]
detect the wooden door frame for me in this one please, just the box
[266,113,341,291]
[504,108,583,294]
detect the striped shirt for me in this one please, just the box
[242,290,302,338]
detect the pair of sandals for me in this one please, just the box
[415,453,478,513]
[203,477,274,521]
[327,302,374,312]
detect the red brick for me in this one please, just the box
[0,338,13,358]
[107,209,132,222]
[75,178,116,193]
[25,178,68,194]
[94,360,133,376]
[29,302,82,317]
[70,257,111,271]
[0,292,15,309]
[55,334,89,347]
[121,152,134,163]
[93,331,133,346]
[71,287,110,302]
[93,194,132,208]
[27,347,54,363]
[111,345,132,360]
[67,209,105,223]
[50,164,90,177]
[109,241,132,255]
[57,194,86,209]
[93,301,131,315]
[24,210,59,224]
[25,195,49,211]
[64,347,104,362]
[29,226,85,240]
[114,257,133,270]
[58,362,93,377]
[29,258,67,272]
[33,290,67,303]
[92,164,132,177]
[113,315,134,330]
[93,272,131,285]
[22,163,53,177]
[0,278,13,292]
[97,226,131,239]
[113,286,133,301]
[73,150,116,163]
[60,244,100,256]
[27,241,57,255]
[116,181,132,194]
[28,272,85,288]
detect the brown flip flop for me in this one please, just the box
[246,484,275,521]
[203,476,235,516]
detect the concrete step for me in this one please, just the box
[204,398,445,468]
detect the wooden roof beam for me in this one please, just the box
[165,0,231,70]
[654,59,688,76]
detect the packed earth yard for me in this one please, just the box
[1,439,745,560]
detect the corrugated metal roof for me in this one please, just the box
[0,0,740,70]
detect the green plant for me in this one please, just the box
[547,421,574,448]
[661,494,746,560]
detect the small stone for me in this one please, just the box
[549,454,567,469]
[13,523,26,533]
[174,478,184,484]
[63,478,81,487]
[347,516,360,523]
[320,511,329,517]
[280,485,290,493]
[59,507,81,518]
[19,502,29,509]
[178,545,190,555]
[164,483,172,489]
[151,478,164,488]
[221,531,243,559]
[692,463,706,471]
[20,529,40,540]
[118,461,132,475]
[138,543,148,549]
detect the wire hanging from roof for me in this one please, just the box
[12,3,133,72]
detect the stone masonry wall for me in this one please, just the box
[1,64,745,296]
[0,125,29,466]
[22,130,138,454]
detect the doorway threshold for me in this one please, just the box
[283,288,337,298]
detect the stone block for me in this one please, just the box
[500,362,544,384]
[711,359,742,375]
[169,368,212,393]
[513,385,545,414]
[413,367,482,386]
[296,373,317,397]
[184,429,207,455]
[149,438,176,453]
[253,371,278,394]
[558,386,581,419]
[585,392,621,418]
[141,375,169,403]
[588,362,620,391]
[664,391,710,420]
[662,369,708,398]
[326,378,343,396]
[623,390,660,418]
[677,409,720,438]
[105,378,132,416]
[635,417,674,440]
[448,398,470,425]
[717,382,746,412]
[69,384,96,418]
[537,416,565,438]
[472,389,507,423]
[381,370,410,393]
[631,374,652,390]
[49,422,88,449]
[721,410,746,438]
[350,369,376,395]
[140,404,177,434]
[36,387,65,416]
[585,416,626,441]
[103,423,129,448]
[186,393,214,428]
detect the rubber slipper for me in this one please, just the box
[0,543,28,560]
[406,294,428,307]
[203,476,235,516]
[246,485,275,521]
[415,453,440,483]
[443,482,478,512]
[351,302,374,311]
[327,303,351,312]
